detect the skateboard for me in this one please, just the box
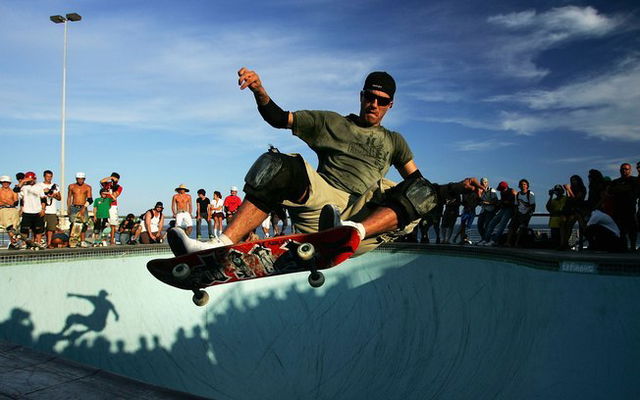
[7,228,42,250]
[69,217,86,248]
[147,226,360,306]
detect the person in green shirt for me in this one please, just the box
[168,67,481,257]
[93,189,114,245]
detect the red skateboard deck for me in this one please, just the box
[147,226,360,306]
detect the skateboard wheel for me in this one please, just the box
[172,263,191,280]
[308,271,325,288]
[192,290,209,307]
[297,243,315,261]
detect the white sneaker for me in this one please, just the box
[318,204,366,240]
[486,240,496,247]
[168,227,231,256]
[476,240,485,246]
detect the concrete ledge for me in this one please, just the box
[379,242,640,275]
[1,240,638,275]
[0,341,207,399]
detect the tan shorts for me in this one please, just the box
[283,158,418,256]
[0,208,20,231]
[44,214,58,231]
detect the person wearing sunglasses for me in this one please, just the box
[167,67,480,257]
[140,202,166,244]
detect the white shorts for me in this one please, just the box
[175,212,193,229]
[108,206,119,226]
[261,215,271,229]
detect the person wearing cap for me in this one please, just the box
[140,202,165,244]
[68,172,93,246]
[481,181,517,246]
[14,171,47,248]
[100,172,123,245]
[117,213,139,245]
[546,184,567,249]
[223,186,242,224]
[166,67,479,256]
[172,184,193,236]
[41,170,62,248]
[0,175,21,246]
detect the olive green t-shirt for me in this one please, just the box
[292,110,413,195]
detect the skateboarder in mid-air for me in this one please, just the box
[169,67,480,257]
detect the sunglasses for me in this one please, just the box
[362,91,392,107]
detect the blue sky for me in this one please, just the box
[1,0,639,215]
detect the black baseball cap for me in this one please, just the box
[155,202,164,208]
[363,71,396,99]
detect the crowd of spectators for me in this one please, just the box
[1,161,639,253]
[0,171,254,249]
[409,162,639,252]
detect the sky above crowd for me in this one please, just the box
[1,0,639,214]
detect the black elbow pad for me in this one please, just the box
[258,99,289,129]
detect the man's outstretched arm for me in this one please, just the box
[238,67,293,129]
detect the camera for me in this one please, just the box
[45,184,58,196]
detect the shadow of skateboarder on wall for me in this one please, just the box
[58,290,120,341]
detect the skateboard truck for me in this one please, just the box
[297,243,325,288]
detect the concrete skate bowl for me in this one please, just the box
[0,245,639,399]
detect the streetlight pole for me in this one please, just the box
[50,13,81,220]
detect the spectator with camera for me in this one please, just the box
[41,170,61,248]
[546,184,567,249]
[118,213,139,244]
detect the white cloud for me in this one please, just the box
[487,6,625,79]
[452,139,515,152]
[488,6,620,34]
[488,58,640,140]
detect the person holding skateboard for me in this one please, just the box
[168,67,479,257]
[68,172,93,247]
[100,172,123,245]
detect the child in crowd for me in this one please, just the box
[92,189,114,246]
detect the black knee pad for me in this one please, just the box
[383,171,439,229]
[243,152,310,213]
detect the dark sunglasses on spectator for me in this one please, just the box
[361,91,392,106]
